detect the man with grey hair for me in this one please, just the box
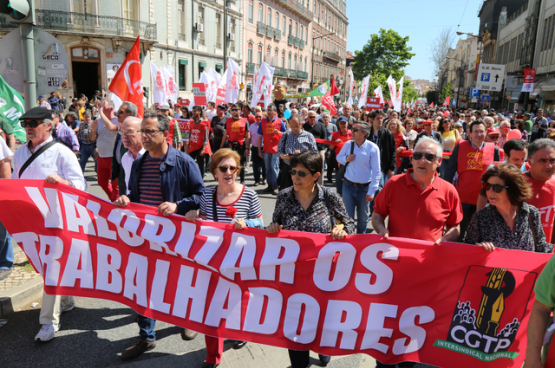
[342,103,356,129]
[483,116,494,128]
[12,107,86,342]
[112,101,138,195]
[372,135,462,252]
[498,120,511,148]
[337,121,381,234]
[114,112,204,360]
[304,110,327,185]
[300,107,309,123]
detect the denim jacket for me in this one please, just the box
[128,145,205,215]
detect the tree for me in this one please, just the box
[440,82,453,103]
[429,28,456,81]
[352,29,415,101]
[426,90,438,105]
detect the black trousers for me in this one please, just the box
[229,143,246,183]
[189,148,206,178]
[288,349,309,368]
[458,203,477,242]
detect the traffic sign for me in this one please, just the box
[480,94,490,104]
[470,88,479,97]
[476,63,505,92]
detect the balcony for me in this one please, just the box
[288,69,297,78]
[34,10,157,41]
[247,62,255,75]
[299,40,305,49]
[297,71,308,80]
[274,67,287,77]
[279,0,313,22]
[266,25,274,38]
[274,29,281,41]
[323,51,342,63]
[257,21,266,35]
[288,35,295,46]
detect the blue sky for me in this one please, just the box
[346,0,482,82]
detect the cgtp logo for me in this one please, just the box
[434,266,537,362]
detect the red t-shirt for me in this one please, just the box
[393,132,405,167]
[525,174,555,244]
[226,118,248,145]
[331,130,352,156]
[261,117,284,154]
[374,170,463,242]
[189,120,209,153]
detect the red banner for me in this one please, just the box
[0,180,550,367]
[192,83,208,107]
[366,97,383,112]
[522,69,536,93]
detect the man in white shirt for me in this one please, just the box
[205,102,217,122]
[12,107,86,342]
[0,136,14,281]
[91,101,119,201]
[120,117,145,194]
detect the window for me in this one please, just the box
[177,0,185,39]
[282,51,285,68]
[275,12,279,28]
[294,54,297,69]
[267,8,271,25]
[304,57,307,72]
[215,13,221,49]
[289,19,292,37]
[282,16,286,34]
[230,19,236,52]
[178,62,187,90]
[248,43,253,63]
[288,53,291,69]
[300,26,303,41]
[306,28,308,43]
[248,0,253,23]
[258,3,263,22]
[257,45,262,64]
[198,7,205,45]
[295,22,298,37]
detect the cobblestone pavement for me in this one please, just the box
[0,242,40,293]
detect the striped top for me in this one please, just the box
[200,185,262,222]
[139,154,164,207]
[55,123,80,151]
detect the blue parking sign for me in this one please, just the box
[470,88,479,97]
[481,73,491,82]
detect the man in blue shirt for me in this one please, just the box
[47,92,60,111]
[337,121,381,234]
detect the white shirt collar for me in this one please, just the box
[28,136,53,154]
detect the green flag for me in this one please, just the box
[0,75,26,143]
[286,81,330,99]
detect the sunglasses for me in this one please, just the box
[291,169,309,178]
[483,182,508,193]
[117,110,124,115]
[21,120,42,128]
[218,165,238,173]
[352,128,360,132]
[412,152,437,162]
[255,116,262,119]
[231,108,240,111]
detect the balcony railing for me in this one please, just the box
[216,41,222,49]
[266,25,274,38]
[274,29,281,40]
[299,40,305,49]
[288,35,295,46]
[297,71,308,80]
[279,0,313,21]
[323,51,342,63]
[34,10,157,40]
[257,21,266,35]
[275,67,287,77]
[247,62,255,74]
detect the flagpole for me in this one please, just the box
[20,23,36,110]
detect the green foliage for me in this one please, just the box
[426,90,438,105]
[352,29,416,102]
[403,81,418,103]
[440,82,453,103]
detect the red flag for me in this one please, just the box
[109,36,144,117]
[321,90,337,115]
[430,102,434,108]
[443,96,450,106]
[330,75,340,96]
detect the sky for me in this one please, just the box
[346,0,483,82]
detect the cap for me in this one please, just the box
[19,107,52,120]
[37,95,45,99]
[424,119,434,124]
[487,127,500,135]
[217,104,227,110]
[158,103,170,110]
[336,116,348,124]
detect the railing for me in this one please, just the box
[288,69,297,78]
[297,71,308,79]
[275,67,287,77]
[257,21,266,35]
[178,33,186,41]
[279,0,313,21]
[299,40,305,49]
[274,29,281,40]
[323,51,342,62]
[288,34,295,45]
[247,62,255,74]
[266,25,274,38]
[198,38,205,46]
[501,2,528,29]
[35,10,157,40]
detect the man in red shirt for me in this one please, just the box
[331,116,352,194]
[186,105,211,178]
[373,136,463,243]
[258,103,287,193]
[221,103,250,184]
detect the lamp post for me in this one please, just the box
[310,31,335,90]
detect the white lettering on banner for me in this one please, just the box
[107,209,145,247]
[149,259,172,313]
[220,232,257,281]
[284,293,321,344]
[26,187,64,229]
[12,232,43,274]
[96,244,123,293]
[259,238,299,284]
[392,306,435,354]
[537,205,555,224]
[194,226,225,272]
[143,215,178,256]
[39,235,64,286]
[60,238,94,289]
[356,243,399,295]
[204,277,242,330]
[314,242,357,291]
[172,265,212,323]
[243,287,284,334]
[86,200,117,240]
[123,252,149,307]
[174,221,197,261]
[360,303,398,353]
[320,300,363,350]
[61,193,97,236]
[450,325,511,354]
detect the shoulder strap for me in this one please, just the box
[344,140,355,169]
[19,141,58,178]
[494,146,501,162]
[323,186,338,228]
[212,186,218,222]
[526,211,537,252]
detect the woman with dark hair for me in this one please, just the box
[465,164,553,252]
[515,119,529,142]
[267,150,355,368]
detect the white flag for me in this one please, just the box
[163,65,178,105]
[357,74,371,109]
[347,69,355,105]
[393,77,404,112]
[387,75,397,107]
[199,71,215,103]
[251,62,275,108]
[225,58,241,103]
[216,69,228,105]
[207,69,221,103]
[150,61,168,105]
[374,85,384,105]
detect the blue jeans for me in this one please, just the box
[251,146,266,183]
[79,143,96,173]
[342,181,370,234]
[138,315,156,342]
[264,152,280,188]
[369,172,387,216]
[0,221,13,270]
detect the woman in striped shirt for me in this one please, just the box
[185,148,263,368]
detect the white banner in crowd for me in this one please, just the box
[357,74,370,109]
[163,65,178,105]
[393,76,404,112]
[387,75,397,104]
[209,68,222,103]
[347,69,355,105]
[225,58,241,103]
[199,72,214,103]
[149,61,168,105]
[216,69,228,105]
[251,62,275,108]
[374,85,384,104]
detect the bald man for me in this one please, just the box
[119,117,145,195]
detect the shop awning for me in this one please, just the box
[199,62,207,67]
[179,59,188,65]
[215,64,223,70]
[540,77,555,92]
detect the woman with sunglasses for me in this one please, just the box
[185,148,263,368]
[465,165,553,253]
[267,150,355,368]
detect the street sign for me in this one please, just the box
[505,75,518,91]
[480,94,490,104]
[470,88,479,97]
[476,63,505,92]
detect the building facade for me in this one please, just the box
[0,0,244,106]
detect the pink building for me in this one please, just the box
[242,0,313,101]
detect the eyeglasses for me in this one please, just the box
[138,129,162,136]
[412,152,437,162]
[120,130,138,136]
[483,182,508,193]
[21,120,42,128]
[352,128,360,132]
[117,110,124,115]
[255,116,262,119]
[231,108,240,111]
[267,109,275,112]
[291,169,309,178]
[218,165,238,173]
